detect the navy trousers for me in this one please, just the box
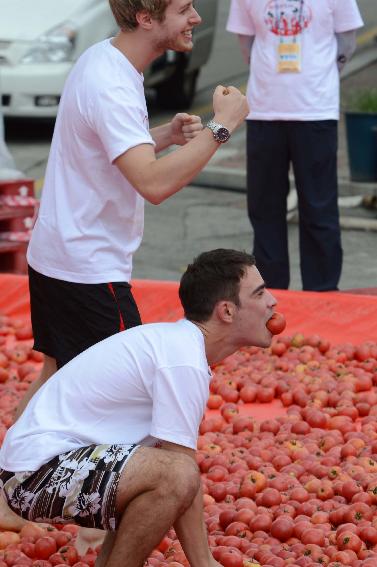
[246,120,343,291]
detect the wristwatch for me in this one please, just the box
[206,120,231,144]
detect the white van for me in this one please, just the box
[0,0,218,118]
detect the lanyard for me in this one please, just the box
[274,0,305,41]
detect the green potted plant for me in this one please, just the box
[343,89,377,182]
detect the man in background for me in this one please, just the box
[227,0,363,291]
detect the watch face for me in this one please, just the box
[216,127,230,143]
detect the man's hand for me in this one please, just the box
[170,113,203,146]
[212,85,249,133]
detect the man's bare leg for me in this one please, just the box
[94,532,115,567]
[0,355,57,531]
[14,354,57,420]
[95,447,199,567]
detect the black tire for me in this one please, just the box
[156,64,199,110]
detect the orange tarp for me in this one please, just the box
[1,274,377,345]
[1,274,376,423]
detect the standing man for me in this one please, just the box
[227,0,363,291]
[0,249,277,567]
[18,0,248,411]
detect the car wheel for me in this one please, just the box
[156,64,199,110]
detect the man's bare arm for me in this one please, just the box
[151,113,203,153]
[114,85,249,205]
[336,30,357,71]
[238,34,255,65]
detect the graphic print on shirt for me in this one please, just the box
[264,0,312,37]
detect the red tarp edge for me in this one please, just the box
[0,274,377,345]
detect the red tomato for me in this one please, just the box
[3,550,32,567]
[60,526,79,537]
[270,516,294,542]
[0,368,10,383]
[51,533,72,550]
[271,341,287,356]
[232,416,254,434]
[207,394,223,410]
[239,384,257,403]
[224,521,249,537]
[58,547,79,566]
[49,553,69,566]
[361,526,377,546]
[219,510,236,530]
[0,532,21,550]
[336,529,363,553]
[239,481,257,499]
[157,536,172,554]
[218,550,243,567]
[79,555,96,567]
[209,483,227,502]
[20,543,36,559]
[15,325,33,340]
[266,312,286,335]
[260,488,282,507]
[34,537,57,560]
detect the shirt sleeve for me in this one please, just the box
[90,85,155,163]
[332,0,364,33]
[150,365,210,450]
[226,0,255,36]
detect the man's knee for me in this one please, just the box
[116,448,200,514]
[161,452,200,508]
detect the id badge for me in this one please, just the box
[277,37,301,73]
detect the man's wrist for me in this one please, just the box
[213,115,236,133]
[206,119,231,144]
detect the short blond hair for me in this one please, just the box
[109,0,170,31]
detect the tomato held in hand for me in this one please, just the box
[266,312,286,335]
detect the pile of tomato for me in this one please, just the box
[1,313,377,566]
[0,524,97,567]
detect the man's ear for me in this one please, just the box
[136,10,154,29]
[216,301,235,323]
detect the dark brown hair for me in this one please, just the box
[179,249,256,323]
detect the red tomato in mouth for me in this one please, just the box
[266,312,286,335]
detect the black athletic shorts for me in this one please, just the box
[28,265,142,369]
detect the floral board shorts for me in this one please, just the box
[0,444,139,531]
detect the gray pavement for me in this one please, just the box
[132,48,377,291]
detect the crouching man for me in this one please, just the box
[0,249,277,567]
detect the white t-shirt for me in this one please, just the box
[27,39,155,283]
[227,0,363,120]
[0,320,211,472]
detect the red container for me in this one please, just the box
[0,179,35,198]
